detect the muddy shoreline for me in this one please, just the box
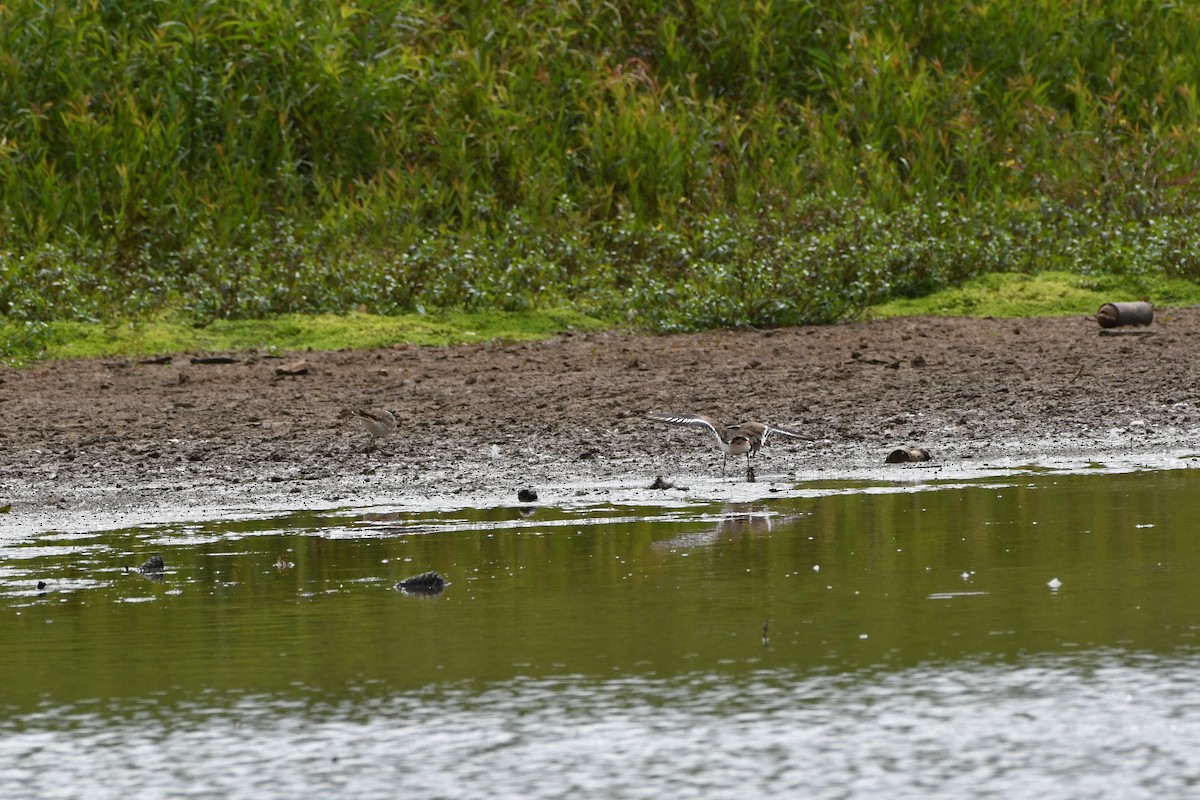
[3,311,1199,536]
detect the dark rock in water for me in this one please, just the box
[517,487,538,503]
[138,554,165,573]
[396,571,447,595]
[37,580,47,590]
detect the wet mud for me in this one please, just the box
[3,310,1200,536]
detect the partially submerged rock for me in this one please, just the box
[396,571,447,595]
[125,553,167,582]
[138,554,165,574]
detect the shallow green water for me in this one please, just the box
[3,470,1200,797]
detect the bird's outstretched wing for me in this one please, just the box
[645,412,722,436]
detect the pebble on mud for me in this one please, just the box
[517,488,538,503]
[885,447,932,464]
[274,359,311,377]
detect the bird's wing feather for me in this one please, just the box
[762,424,812,443]
[645,412,721,436]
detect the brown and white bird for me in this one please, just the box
[349,409,398,451]
[646,412,809,480]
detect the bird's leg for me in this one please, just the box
[746,454,756,483]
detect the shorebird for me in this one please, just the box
[348,408,398,451]
[646,412,809,480]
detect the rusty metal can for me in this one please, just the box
[1096,301,1153,328]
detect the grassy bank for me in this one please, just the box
[0,309,606,362]
[9,272,1198,364]
[3,0,1200,359]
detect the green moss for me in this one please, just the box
[868,272,1200,318]
[1,310,608,364]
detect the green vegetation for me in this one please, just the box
[871,271,1200,318]
[3,0,1200,362]
[0,309,604,361]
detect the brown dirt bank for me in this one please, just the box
[3,310,1200,535]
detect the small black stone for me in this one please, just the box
[517,488,538,503]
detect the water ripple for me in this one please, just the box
[3,651,1200,799]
